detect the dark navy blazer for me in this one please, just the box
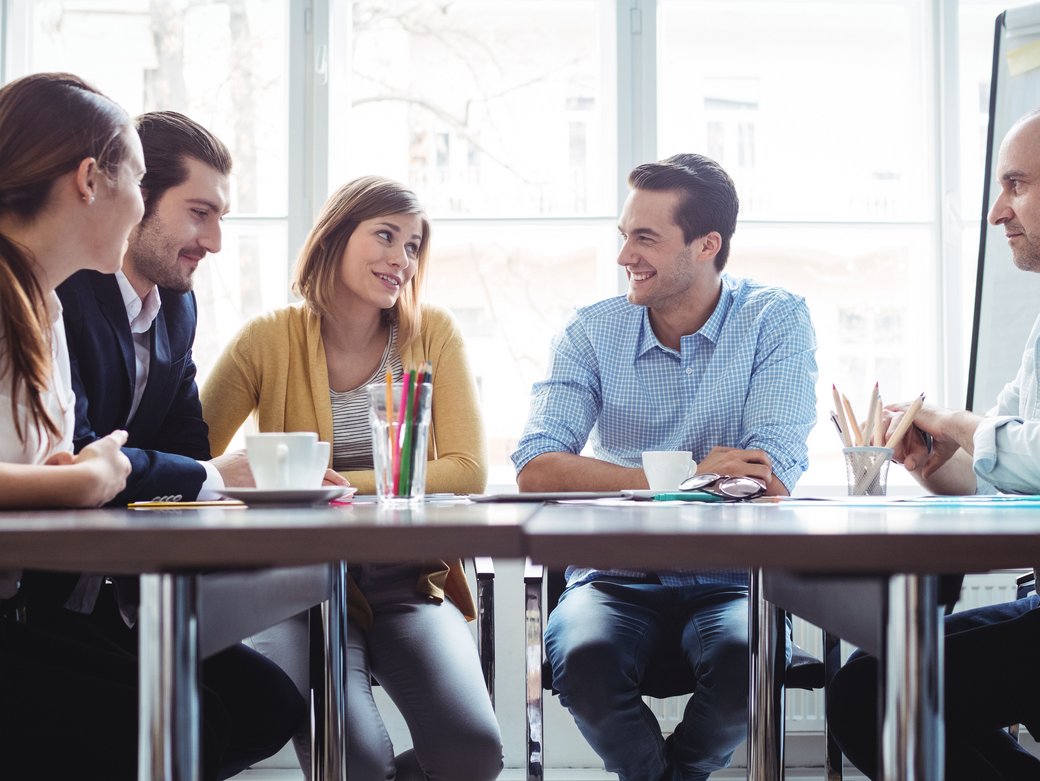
[57,270,210,506]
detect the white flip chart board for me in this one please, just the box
[968,4,1040,410]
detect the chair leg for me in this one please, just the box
[309,604,325,781]
[823,630,844,781]
[524,560,545,781]
[748,568,785,781]
[474,556,496,709]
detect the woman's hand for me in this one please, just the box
[68,430,132,506]
[322,469,350,487]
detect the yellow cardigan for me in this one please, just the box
[200,302,488,626]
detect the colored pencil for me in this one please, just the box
[860,382,879,448]
[884,393,926,453]
[384,369,394,491]
[399,369,417,495]
[841,393,863,446]
[853,393,925,493]
[393,374,413,494]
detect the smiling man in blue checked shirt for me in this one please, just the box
[512,152,818,781]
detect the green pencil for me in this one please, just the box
[399,369,417,495]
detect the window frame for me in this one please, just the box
[0,0,985,488]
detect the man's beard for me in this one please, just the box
[130,219,197,293]
[1012,233,1040,273]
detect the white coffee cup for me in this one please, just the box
[246,432,322,490]
[307,441,332,487]
[641,450,696,492]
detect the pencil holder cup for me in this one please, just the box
[843,446,894,496]
[368,382,432,503]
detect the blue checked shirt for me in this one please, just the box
[512,274,818,588]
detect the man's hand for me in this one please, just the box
[885,403,971,478]
[210,449,255,487]
[696,446,773,483]
[881,402,982,494]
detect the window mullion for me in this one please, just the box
[288,0,330,286]
[616,0,657,211]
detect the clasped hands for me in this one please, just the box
[693,446,779,496]
[874,403,976,479]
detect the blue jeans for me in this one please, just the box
[545,578,781,781]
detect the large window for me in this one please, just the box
[3,0,292,381]
[2,0,1015,487]
[336,0,619,481]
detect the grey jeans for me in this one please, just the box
[247,563,502,780]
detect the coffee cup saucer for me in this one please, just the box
[217,486,357,505]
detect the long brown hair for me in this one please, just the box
[0,72,130,443]
[292,176,431,349]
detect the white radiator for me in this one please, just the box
[645,571,1024,734]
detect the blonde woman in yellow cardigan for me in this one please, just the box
[200,176,501,780]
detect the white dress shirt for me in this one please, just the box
[974,312,1040,493]
[113,272,223,498]
[0,292,76,599]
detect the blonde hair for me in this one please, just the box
[292,176,430,349]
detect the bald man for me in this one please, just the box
[826,110,1040,781]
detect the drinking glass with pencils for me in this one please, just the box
[831,383,925,496]
[367,368,433,503]
[843,446,894,496]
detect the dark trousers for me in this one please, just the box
[0,584,305,781]
[826,594,1040,781]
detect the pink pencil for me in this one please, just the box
[392,373,413,494]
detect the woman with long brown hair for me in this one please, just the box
[202,176,502,780]
[0,71,143,777]
[0,72,139,507]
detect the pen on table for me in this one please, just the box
[831,384,852,447]
[128,500,244,509]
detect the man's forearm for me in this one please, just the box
[912,448,977,495]
[517,452,648,492]
[940,410,984,455]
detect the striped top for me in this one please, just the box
[330,326,403,471]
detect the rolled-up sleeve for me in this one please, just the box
[972,314,1040,494]
[742,296,818,492]
[973,415,1040,493]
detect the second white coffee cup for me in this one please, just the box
[642,450,696,492]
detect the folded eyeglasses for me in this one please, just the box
[677,473,767,500]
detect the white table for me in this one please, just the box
[522,498,1040,781]
[0,500,531,781]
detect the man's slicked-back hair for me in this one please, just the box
[135,111,232,217]
[627,152,739,270]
